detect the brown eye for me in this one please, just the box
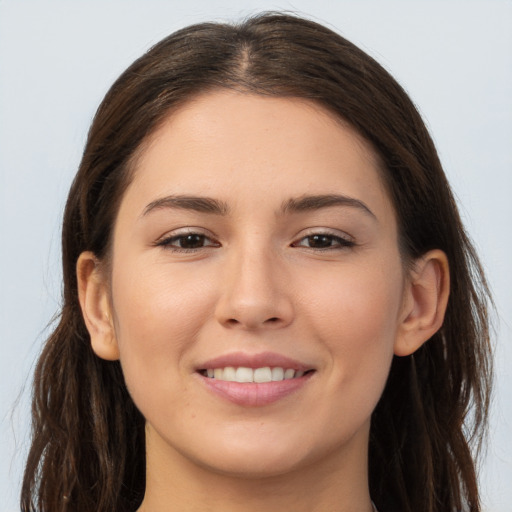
[156,232,220,251]
[306,234,336,248]
[293,233,355,250]
[176,234,207,248]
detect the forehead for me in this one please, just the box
[120,91,394,224]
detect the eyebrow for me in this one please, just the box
[142,195,230,217]
[281,194,376,219]
[141,193,375,219]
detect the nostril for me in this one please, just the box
[219,307,291,328]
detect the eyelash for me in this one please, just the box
[154,230,355,253]
[154,230,220,253]
[291,232,355,250]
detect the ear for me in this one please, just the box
[76,251,120,361]
[394,249,450,357]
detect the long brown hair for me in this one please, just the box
[21,12,493,512]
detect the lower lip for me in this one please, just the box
[198,372,314,407]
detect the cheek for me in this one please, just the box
[306,259,403,388]
[109,262,216,399]
[112,256,213,339]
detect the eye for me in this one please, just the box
[292,232,355,250]
[155,231,220,252]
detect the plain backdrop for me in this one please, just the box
[1,1,511,511]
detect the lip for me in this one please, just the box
[197,351,313,371]
[195,351,315,407]
[197,372,314,407]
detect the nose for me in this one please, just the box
[214,246,294,330]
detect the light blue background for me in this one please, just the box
[1,1,511,511]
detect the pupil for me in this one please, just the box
[309,235,331,248]
[181,234,204,248]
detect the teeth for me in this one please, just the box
[223,366,236,381]
[271,367,284,381]
[254,367,272,383]
[235,367,253,383]
[203,366,306,382]
[284,368,295,379]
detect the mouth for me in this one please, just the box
[195,352,316,407]
[198,366,315,383]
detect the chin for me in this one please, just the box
[183,427,342,480]
[195,450,308,480]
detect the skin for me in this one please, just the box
[78,91,449,512]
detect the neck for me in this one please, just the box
[137,423,374,512]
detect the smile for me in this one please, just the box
[195,352,316,406]
[200,366,310,382]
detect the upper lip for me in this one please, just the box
[197,351,314,372]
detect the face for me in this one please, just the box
[102,91,410,478]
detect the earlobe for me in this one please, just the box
[394,249,450,357]
[76,251,120,361]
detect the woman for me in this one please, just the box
[21,12,492,512]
